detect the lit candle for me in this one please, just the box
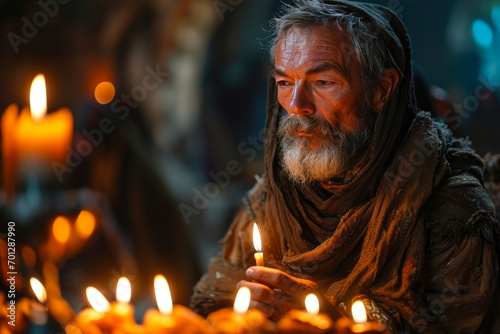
[108,277,139,333]
[253,223,264,266]
[75,286,112,333]
[1,74,73,199]
[143,274,211,333]
[337,300,387,334]
[278,293,333,333]
[29,278,48,333]
[17,74,73,169]
[207,286,275,334]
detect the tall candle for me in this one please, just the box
[16,74,73,169]
[253,223,264,266]
[0,74,73,199]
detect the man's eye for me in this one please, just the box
[276,81,291,87]
[316,80,333,86]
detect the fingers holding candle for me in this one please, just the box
[245,266,318,295]
[242,267,346,321]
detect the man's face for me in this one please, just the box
[273,25,377,184]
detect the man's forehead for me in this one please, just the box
[274,25,355,67]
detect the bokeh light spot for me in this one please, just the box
[52,216,71,244]
[75,210,96,239]
[472,19,494,47]
[94,82,115,105]
[22,246,36,267]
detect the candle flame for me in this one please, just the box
[86,287,110,313]
[305,293,319,315]
[30,74,47,122]
[30,278,47,304]
[253,223,262,253]
[154,275,173,316]
[116,277,131,303]
[233,287,251,315]
[352,300,367,323]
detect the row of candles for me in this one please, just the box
[25,276,382,334]
[3,223,386,333]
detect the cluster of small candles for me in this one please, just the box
[1,76,387,333]
[23,277,384,334]
[0,222,389,333]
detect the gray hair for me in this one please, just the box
[269,0,401,101]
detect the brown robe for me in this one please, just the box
[191,1,500,333]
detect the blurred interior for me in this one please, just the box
[0,0,499,328]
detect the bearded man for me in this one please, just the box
[190,1,500,332]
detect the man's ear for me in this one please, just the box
[372,68,400,112]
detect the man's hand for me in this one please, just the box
[237,266,333,321]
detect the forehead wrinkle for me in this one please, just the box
[275,26,355,80]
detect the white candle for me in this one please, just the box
[253,223,264,266]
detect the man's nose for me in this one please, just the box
[288,83,314,116]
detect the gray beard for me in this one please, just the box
[277,113,374,185]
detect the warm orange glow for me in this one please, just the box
[30,74,47,122]
[253,223,262,252]
[352,300,367,323]
[94,82,115,105]
[233,287,251,315]
[154,275,173,316]
[116,277,131,303]
[30,277,47,303]
[52,216,71,243]
[305,293,319,315]
[22,246,36,267]
[65,324,83,334]
[86,287,110,313]
[75,210,95,239]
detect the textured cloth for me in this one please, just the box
[191,1,500,332]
